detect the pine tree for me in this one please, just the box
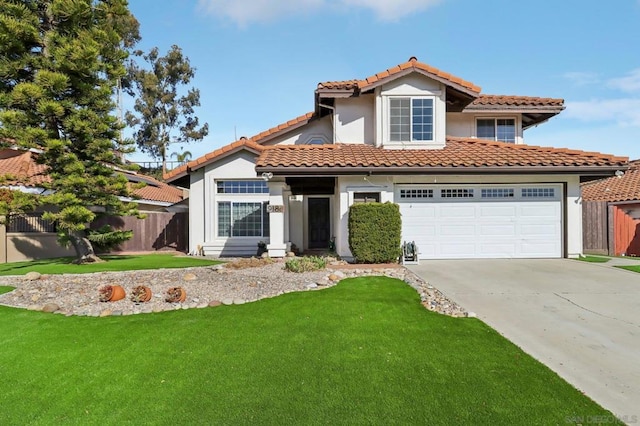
[124,45,208,174]
[0,0,141,263]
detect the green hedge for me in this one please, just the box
[348,202,402,263]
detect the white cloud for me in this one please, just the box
[197,0,442,26]
[608,68,640,93]
[565,98,640,127]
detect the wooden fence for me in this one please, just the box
[582,201,609,255]
[91,212,188,253]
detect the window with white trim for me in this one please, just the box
[306,135,329,145]
[400,189,433,199]
[477,118,516,143]
[441,188,474,198]
[353,192,380,203]
[218,202,270,237]
[389,97,434,142]
[217,180,268,194]
[481,188,515,198]
[521,188,555,198]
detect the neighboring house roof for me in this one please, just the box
[0,149,49,186]
[582,161,640,202]
[317,56,481,96]
[0,149,183,204]
[255,139,627,175]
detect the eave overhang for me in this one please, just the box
[255,165,627,177]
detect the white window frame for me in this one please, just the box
[475,117,517,143]
[214,179,270,239]
[305,134,330,145]
[388,96,435,143]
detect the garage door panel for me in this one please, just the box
[520,223,559,237]
[520,204,559,218]
[479,205,517,217]
[397,184,562,259]
[403,224,436,237]
[521,242,560,256]
[440,206,476,218]
[480,224,516,237]
[440,243,476,257]
[440,224,476,236]
[402,205,436,218]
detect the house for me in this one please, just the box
[582,161,640,256]
[0,147,187,262]
[165,57,627,260]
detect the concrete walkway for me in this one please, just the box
[409,259,640,418]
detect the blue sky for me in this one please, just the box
[125,0,640,163]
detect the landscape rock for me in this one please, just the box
[24,272,42,281]
[42,303,60,313]
[0,260,466,318]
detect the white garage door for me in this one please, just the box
[397,185,562,259]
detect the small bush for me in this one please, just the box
[348,202,402,263]
[285,256,327,273]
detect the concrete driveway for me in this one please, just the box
[409,259,640,418]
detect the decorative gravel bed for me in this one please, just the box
[0,259,468,317]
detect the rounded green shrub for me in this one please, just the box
[348,202,402,263]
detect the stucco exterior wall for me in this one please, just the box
[191,151,269,257]
[261,116,333,145]
[334,95,375,145]
[0,233,75,263]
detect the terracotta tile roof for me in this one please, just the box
[255,138,627,171]
[163,112,319,182]
[164,138,266,182]
[582,162,640,202]
[0,149,183,204]
[251,112,315,143]
[0,149,48,186]
[318,57,481,94]
[468,95,565,108]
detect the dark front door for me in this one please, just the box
[308,198,330,249]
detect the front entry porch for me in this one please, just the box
[267,177,336,257]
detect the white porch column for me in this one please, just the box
[267,180,288,257]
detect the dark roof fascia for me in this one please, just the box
[255,165,627,176]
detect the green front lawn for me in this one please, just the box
[575,255,610,263]
[0,277,614,425]
[616,265,640,273]
[0,254,221,276]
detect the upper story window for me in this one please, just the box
[216,180,269,194]
[389,97,434,142]
[477,118,516,143]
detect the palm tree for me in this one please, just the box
[170,150,192,165]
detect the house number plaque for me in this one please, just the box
[267,205,284,213]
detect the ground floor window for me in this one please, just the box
[217,202,270,237]
[353,192,381,203]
